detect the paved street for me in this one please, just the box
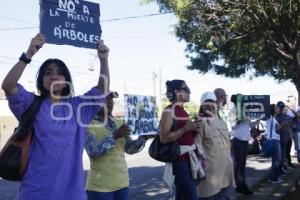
[0,140,171,200]
[0,140,275,200]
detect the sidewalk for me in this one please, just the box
[228,155,272,199]
[0,154,299,200]
[232,155,300,200]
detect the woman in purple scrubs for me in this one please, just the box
[1,33,109,200]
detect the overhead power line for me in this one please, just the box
[0,15,36,25]
[101,12,172,22]
[0,12,172,31]
[0,27,38,31]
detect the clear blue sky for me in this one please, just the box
[0,0,297,105]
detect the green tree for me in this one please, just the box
[184,102,199,119]
[145,0,300,102]
[160,97,199,118]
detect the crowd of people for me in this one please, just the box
[158,81,300,200]
[2,33,299,200]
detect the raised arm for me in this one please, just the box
[1,33,45,95]
[97,40,110,96]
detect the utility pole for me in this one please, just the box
[124,82,127,94]
[158,69,162,116]
[152,71,157,98]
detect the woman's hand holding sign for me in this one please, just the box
[26,33,46,59]
[114,124,131,140]
[96,39,110,95]
[97,40,109,60]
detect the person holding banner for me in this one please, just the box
[85,91,147,200]
[1,33,109,200]
[159,79,198,200]
[230,94,259,196]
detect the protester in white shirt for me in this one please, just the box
[230,94,257,196]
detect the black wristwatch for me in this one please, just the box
[19,53,31,64]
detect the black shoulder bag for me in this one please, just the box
[0,95,42,181]
[148,119,180,162]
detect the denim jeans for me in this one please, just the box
[86,187,129,200]
[173,160,198,200]
[231,138,248,188]
[198,187,231,200]
[293,132,300,162]
[269,140,281,181]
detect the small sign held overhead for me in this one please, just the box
[40,0,101,49]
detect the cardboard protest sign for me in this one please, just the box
[124,94,159,135]
[40,0,101,49]
[236,94,270,120]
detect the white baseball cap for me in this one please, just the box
[200,92,217,103]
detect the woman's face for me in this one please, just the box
[175,82,190,103]
[201,101,217,117]
[43,63,67,96]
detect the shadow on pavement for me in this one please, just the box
[129,166,172,200]
[0,166,172,200]
[0,156,273,200]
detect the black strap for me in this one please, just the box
[158,118,177,139]
[14,95,43,140]
[170,118,177,132]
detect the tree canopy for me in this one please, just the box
[160,97,199,118]
[145,0,300,95]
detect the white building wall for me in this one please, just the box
[0,100,17,150]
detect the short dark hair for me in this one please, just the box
[165,79,185,102]
[36,58,73,97]
[270,104,276,116]
[276,101,285,110]
[230,94,237,105]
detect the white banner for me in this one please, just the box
[124,94,158,135]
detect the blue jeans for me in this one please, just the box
[86,188,129,200]
[198,187,231,200]
[173,160,198,200]
[293,131,300,162]
[269,140,281,181]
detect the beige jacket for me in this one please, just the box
[196,119,235,198]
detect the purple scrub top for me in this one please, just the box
[7,84,105,200]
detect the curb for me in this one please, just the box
[235,166,300,200]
